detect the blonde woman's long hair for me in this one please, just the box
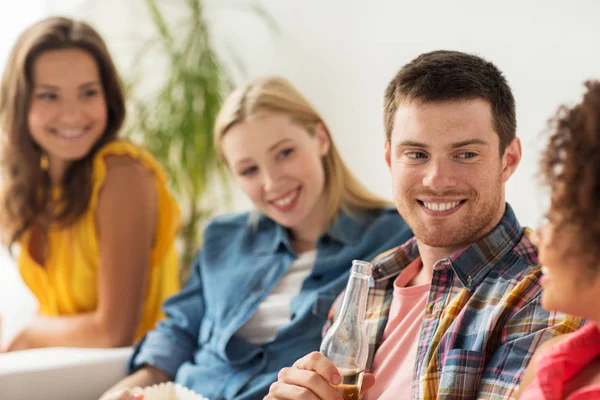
[214,76,391,224]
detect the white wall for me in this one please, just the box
[0,0,45,66]
[44,0,600,228]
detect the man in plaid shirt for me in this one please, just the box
[266,51,583,399]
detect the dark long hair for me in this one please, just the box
[0,16,125,250]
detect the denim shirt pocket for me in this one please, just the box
[439,349,485,398]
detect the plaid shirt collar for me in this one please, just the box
[371,203,522,290]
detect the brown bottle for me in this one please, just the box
[333,368,364,399]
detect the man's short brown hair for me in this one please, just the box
[384,50,516,154]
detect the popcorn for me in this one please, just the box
[131,382,208,400]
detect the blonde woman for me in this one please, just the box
[0,17,181,352]
[100,77,413,400]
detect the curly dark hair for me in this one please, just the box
[540,81,600,264]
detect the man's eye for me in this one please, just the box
[406,151,427,159]
[457,152,477,159]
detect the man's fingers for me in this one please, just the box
[360,373,376,394]
[292,351,341,385]
[265,364,347,400]
[278,367,343,400]
[266,379,321,400]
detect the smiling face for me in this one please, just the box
[221,114,331,236]
[385,99,521,250]
[28,48,108,175]
[534,81,600,323]
[535,215,600,319]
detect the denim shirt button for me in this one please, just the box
[312,274,324,281]
[291,312,297,320]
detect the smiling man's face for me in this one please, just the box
[385,98,520,249]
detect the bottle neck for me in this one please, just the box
[337,271,370,324]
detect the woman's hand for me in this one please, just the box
[99,366,171,400]
[3,327,34,352]
[99,388,143,400]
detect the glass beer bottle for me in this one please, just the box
[320,260,372,400]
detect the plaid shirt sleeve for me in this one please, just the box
[431,265,584,400]
[476,278,584,399]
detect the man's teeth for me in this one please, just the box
[422,201,461,212]
[274,191,297,207]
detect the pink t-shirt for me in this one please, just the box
[520,322,600,400]
[364,257,430,400]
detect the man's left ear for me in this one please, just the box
[315,122,331,156]
[502,137,522,183]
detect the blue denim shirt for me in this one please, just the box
[130,207,412,400]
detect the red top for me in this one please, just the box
[520,322,600,400]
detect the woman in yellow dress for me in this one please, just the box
[0,16,181,351]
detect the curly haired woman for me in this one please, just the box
[518,81,600,399]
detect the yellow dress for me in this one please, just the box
[18,140,181,340]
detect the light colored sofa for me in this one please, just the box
[0,347,132,400]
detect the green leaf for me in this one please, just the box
[124,0,278,275]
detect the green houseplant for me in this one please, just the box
[126,0,277,276]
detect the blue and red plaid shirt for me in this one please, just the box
[327,204,584,399]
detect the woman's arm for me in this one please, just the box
[99,365,172,400]
[5,155,158,351]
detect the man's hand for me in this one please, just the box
[265,351,375,400]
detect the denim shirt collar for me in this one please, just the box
[372,203,523,291]
[251,209,375,255]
